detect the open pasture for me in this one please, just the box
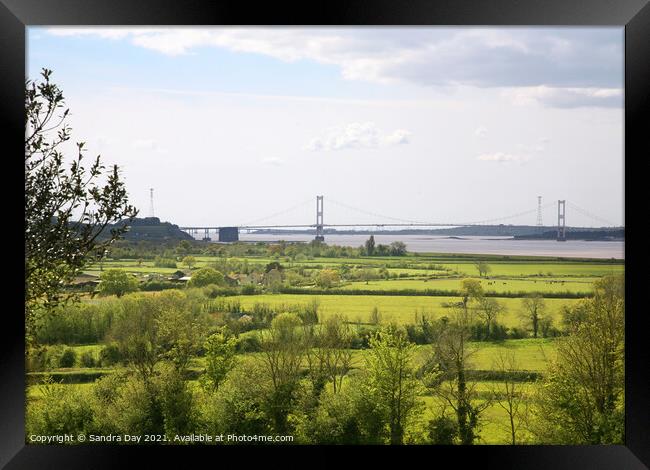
[340,277,596,294]
[230,294,579,328]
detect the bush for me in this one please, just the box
[154,256,178,269]
[99,343,122,367]
[58,348,77,368]
[507,327,529,339]
[35,302,117,345]
[236,334,262,353]
[203,284,240,298]
[26,378,95,438]
[428,415,458,444]
[350,326,376,349]
[80,350,96,368]
[241,284,259,295]
[98,269,139,297]
[188,268,225,288]
[141,280,178,291]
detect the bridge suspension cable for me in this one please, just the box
[329,197,556,227]
[566,201,619,227]
[328,198,431,225]
[239,199,312,226]
[456,201,556,226]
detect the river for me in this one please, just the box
[236,234,624,259]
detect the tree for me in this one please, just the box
[200,328,238,392]
[365,235,376,256]
[306,315,354,395]
[315,268,340,288]
[429,299,488,445]
[25,69,137,345]
[521,294,546,338]
[375,244,389,256]
[259,312,306,433]
[182,255,197,269]
[461,278,484,303]
[369,306,381,325]
[363,325,423,444]
[490,351,529,444]
[264,268,283,292]
[474,260,491,278]
[97,269,139,298]
[175,240,193,256]
[531,275,624,444]
[476,297,505,340]
[187,267,224,288]
[389,241,407,256]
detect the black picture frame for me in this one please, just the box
[2,1,648,468]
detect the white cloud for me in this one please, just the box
[383,129,412,145]
[306,122,411,151]
[477,152,529,163]
[44,27,623,106]
[474,126,488,138]
[503,86,622,108]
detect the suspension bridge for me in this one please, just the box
[178,196,620,243]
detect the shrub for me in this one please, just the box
[188,268,225,288]
[26,377,95,438]
[507,327,529,339]
[98,269,139,297]
[80,351,96,368]
[241,284,259,295]
[203,284,240,298]
[428,415,458,444]
[58,348,77,368]
[141,280,178,291]
[99,343,122,367]
[154,256,178,268]
[236,335,262,353]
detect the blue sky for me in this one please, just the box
[27,27,624,227]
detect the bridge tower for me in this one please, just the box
[536,196,543,227]
[149,188,155,218]
[315,195,325,241]
[557,200,566,241]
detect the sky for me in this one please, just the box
[27,27,624,228]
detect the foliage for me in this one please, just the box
[530,275,624,444]
[154,256,178,268]
[58,348,77,368]
[474,260,491,278]
[80,350,96,368]
[521,294,547,338]
[259,312,306,433]
[427,415,459,444]
[182,256,197,269]
[97,269,139,297]
[188,268,225,288]
[26,376,95,439]
[99,343,122,367]
[364,235,376,256]
[362,325,424,444]
[315,269,340,288]
[25,69,137,345]
[200,329,238,392]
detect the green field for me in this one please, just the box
[229,293,579,327]
[340,277,597,294]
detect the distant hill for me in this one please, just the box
[514,229,624,241]
[106,217,193,241]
